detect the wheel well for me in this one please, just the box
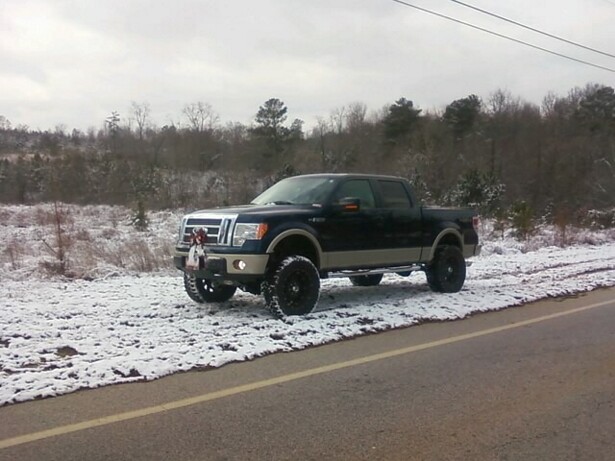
[436,233,462,250]
[269,235,319,268]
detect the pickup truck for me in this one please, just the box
[174,173,481,317]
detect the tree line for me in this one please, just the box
[0,83,614,227]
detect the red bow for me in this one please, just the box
[191,227,207,246]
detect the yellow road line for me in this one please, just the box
[1,298,613,450]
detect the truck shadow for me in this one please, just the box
[314,279,433,315]
[217,276,436,319]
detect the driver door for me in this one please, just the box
[319,178,387,269]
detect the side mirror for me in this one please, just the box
[334,197,361,213]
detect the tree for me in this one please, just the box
[346,102,368,132]
[330,106,346,135]
[105,111,121,154]
[286,118,302,141]
[131,101,151,141]
[488,89,520,115]
[443,94,482,139]
[314,116,330,169]
[484,90,522,177]
[251,98,291,165]
[574,85,615,206]
[183,102,219,133]
[253,98,288,139]
[0,115,11,130]
[383,98,421,140]
[576,84,615,133]
[445,169,505,216]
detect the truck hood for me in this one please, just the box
[185,203,323,219]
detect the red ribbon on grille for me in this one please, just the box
[191,227,207,246]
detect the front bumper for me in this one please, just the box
[174,249,270,281]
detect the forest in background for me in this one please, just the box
[1,83,614,232]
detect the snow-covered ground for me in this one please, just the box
[1,204,614,406]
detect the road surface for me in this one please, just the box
[1,287,614,460]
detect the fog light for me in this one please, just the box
[233,259,247,271]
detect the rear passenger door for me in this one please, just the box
[375,179,423,261]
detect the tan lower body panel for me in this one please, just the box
[321,248,423,271]
[322,244,480,271]
[175,243,480,276]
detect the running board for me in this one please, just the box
[328,264,423,278]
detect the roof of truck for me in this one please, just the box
[289,173,407,181]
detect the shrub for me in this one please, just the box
[40,202,72,276]
[509,201,536,240]
[131,199,149,231]
[446,169,505,217]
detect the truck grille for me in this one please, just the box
[180,214,237,247]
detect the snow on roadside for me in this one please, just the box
[0,204,614,406]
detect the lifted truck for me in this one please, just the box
[174,173,481,318]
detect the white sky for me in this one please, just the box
[1,0,614,132]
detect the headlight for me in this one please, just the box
[232,223,268,247]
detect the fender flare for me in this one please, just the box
[266,229,324,266]
[426,228,463,262]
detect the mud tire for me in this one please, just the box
[425,245,466,293]
[263,256,320,318]
[183,273,237,303]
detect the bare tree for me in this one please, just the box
[183,102,219,133]
[0,115,11,130]
[314,116,330,169]
[345,102,368,132]
[131,102,151,141]
[487,89,520,115]
[330,106,346,135]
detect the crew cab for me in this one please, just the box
[174,173,481,317]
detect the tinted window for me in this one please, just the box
[334,179,376,208]
[379,180,412,208]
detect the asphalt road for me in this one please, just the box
[1,287,614,461]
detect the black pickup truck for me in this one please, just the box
[174,173,480,317]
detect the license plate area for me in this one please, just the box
[186,245,208,270]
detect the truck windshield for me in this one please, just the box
[251,177,336,206]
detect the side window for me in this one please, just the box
[379,180,412,209]
[334,179,376,208]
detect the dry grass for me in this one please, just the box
[2,238,25,270]
[127,240,172,272]
[1,203,180,280]
[34,204,74,227]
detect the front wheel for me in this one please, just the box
[425,245,466,293]
[263,256,320,318]
[183,273,237,303]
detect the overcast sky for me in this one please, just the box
[1,0,614,132]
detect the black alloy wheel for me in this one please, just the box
[425,245,466,293]
[263,256,320,317]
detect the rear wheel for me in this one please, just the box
[183,273,237,303]
[263,256,320,318]
[349,274,384,286]
[425,245,466,293]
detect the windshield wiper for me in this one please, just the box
[269,200,294,205]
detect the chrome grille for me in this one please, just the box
[180,214,238,247]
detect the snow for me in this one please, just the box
[1,204,614,406]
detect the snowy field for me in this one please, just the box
[1,204,614,406]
